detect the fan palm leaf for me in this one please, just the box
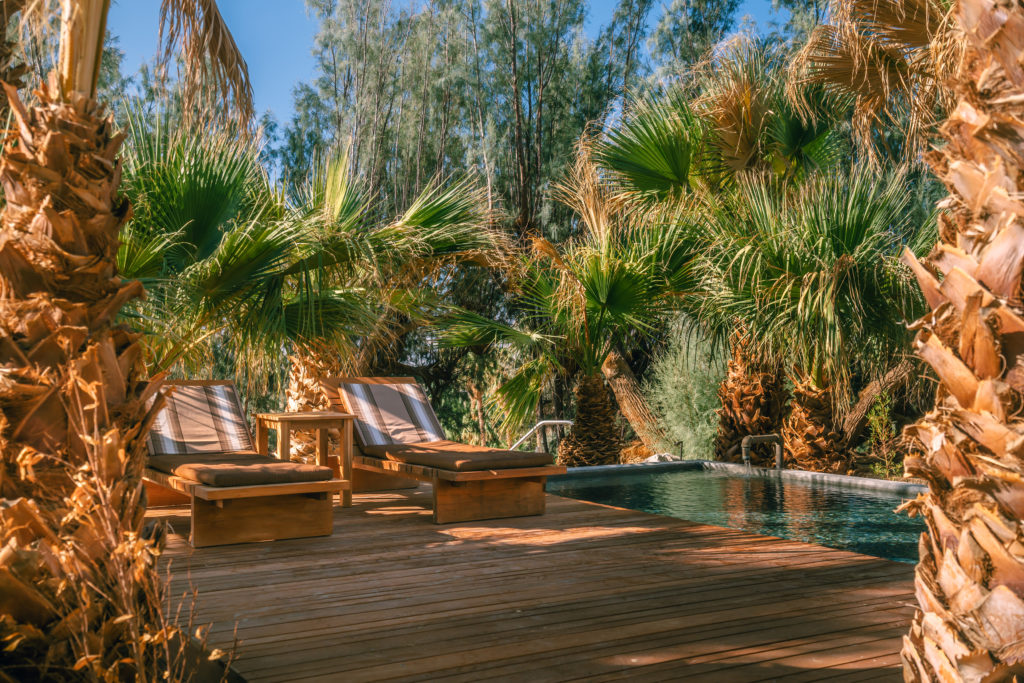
[594,91,705,201]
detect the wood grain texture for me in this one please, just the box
[151,488,914,681]
[432,477,546,524]
[350,465,420,492]
[190,493,333,548]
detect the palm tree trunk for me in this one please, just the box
[900,0,1024,677]
[714,331,787,464]
[0,75,166,678]
[468,380,487,445]
[286,347,350,461]
[781,378,849,473]
[602,348,667,453]
[558,374,623,467]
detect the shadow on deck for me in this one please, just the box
[148,486,915,682]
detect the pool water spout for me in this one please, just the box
[740,434,784,469]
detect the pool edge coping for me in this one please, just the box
[550,459,927,497]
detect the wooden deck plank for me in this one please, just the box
[236,579,908,673]
[221,563,909,656]
[153,486,915,681]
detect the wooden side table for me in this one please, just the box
[255,411,355,507]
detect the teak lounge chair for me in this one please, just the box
[320,377,566,524]
[143,380,349,547]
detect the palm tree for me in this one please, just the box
[713,329,788,463]
[117,105,300,375]
[0,1,250,676]
[280,147,497,425]
[899,0,1024,676]
[595,45,846,462]
[701,165,923,471]
[696,38,844,186]
[446,146,703,465]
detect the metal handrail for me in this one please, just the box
[509,419,573,451]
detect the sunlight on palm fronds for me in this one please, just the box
[696,37,845,185]
[790,0,959,164]
[594,90,705,201]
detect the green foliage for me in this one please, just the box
[118,102,494,394]
[696,39,846,185]
[442,153,704,433]
[866,390,903,479]
[700,163,925,394]
[595,91,705,200]
[648,0,743,77]
[645,322,726,460]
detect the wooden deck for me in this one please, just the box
[150,486,916,682]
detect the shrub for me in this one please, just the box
[645,324,726,460]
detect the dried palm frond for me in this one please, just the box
[158,0,253,125]
[790,0,960,164]
[0,76,177,679]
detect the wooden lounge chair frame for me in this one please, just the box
[144,380,350,547]
[321,377,566,524]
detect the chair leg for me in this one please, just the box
[432,477,546,524]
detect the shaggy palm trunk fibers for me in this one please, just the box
[285,349,352,462]
[714,332,787,465]
[781,380,849,473]
[558,374,623,467]
[899,0,1024,677]
[0,82,168,677]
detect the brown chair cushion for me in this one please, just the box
[360,440,554,471]
[149,454,333,487]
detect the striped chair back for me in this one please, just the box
[148,380,257,456]
[321,377,446,447]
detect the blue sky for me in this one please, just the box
[107,0,784,126]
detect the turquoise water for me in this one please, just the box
[546,468,924,563]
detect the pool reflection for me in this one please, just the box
[547,470,924,563]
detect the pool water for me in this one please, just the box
[546,468,925,563]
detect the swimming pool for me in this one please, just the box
[546,463,926,563]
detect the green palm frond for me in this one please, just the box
[123,103,265,267]
[440,309,554,353]
[701,163,924,394]
[117,222,181,281]
[595,91,705,200]
[696,37,845,185]
[490,357,558,434]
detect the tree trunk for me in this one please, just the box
[467,380,487,446]
[714,331,787,464]
[899,0,1024,677]
[602,348,667,453]
[0,79,167,675]
[840,358,916,448]
[285,347,350,461]
[781,378,849,473]
[558,374,623,467]
[0,0,26,118]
